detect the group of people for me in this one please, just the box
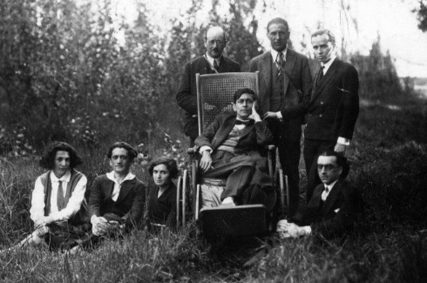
[3,17,362,254]
[176,17,362,238]
[2,141,179,253]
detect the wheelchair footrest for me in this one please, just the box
[200,204,267,238]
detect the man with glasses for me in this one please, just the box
[277,150,362,238]
[176,26,240,145]
[195,88,275,210]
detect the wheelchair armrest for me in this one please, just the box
[187,146,199,157]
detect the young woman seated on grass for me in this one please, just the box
[147,157,179,232]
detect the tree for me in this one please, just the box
[414,0,427,32]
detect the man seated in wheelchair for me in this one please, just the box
[195,88,275,211]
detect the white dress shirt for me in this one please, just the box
[321,180,338,201]
[204,53,221,72]
[106,171,136,201]
[30,170,87,226]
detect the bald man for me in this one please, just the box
[176,26,241,145]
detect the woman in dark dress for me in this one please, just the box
[147,157,179,231]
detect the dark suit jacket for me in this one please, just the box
[194,113,274,155]
[305,59,359,141]
[176,56,240,140]
[147,183,177,229]
[88,175,146,228]
[249,49,312,141]
[293,179,362,238]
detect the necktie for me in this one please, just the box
[235,119,253,125]
[317,66,324,87]
[275,52,284,77]
[321,185,329,201]
[57,180,67,211]
[213,60,220,72]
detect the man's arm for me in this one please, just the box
[195,115,223,172]
[251,103,274,146]
[30,177,48,227]
[176,61,197,115]
[266,56,312,121]
[338,65,359,141]
[88,177,103,219]
[124,181,146,228]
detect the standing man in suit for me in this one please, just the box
[88,142,145,238]
[304,29,359,201]
[277,150,362,239]
[195,88,275,211]
[249,18,312,217]
[176,26,241,145]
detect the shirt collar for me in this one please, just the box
[325,179,338,191]
[321,55,336,71]
[106,171,135,184]
[50,170,71,183]
[205,53,222,67]
[270,48,287,63]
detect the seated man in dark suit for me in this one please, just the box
[277,150,362,238]
[88,142,145,238]
[195,88,275,211]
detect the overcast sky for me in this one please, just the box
[112,0,427,77]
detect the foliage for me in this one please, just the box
[414,0,427,32]
[351,37,403,101]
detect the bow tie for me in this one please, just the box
[235,119,253,125]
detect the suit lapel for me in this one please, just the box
[212,116,236,149]
[239,121,255,139]
[311,59,339,102]
[321,180,342,215]
[116,180,132,203]
[259,52,272,113]
[283,50,296,97]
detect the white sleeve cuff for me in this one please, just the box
[302,226,312,235]
[276,111,283,120]
[199,146,213,154]
[337,137,351,146]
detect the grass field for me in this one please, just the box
[1,93,427,282]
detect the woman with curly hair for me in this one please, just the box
[147,157,179,231]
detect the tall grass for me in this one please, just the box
[1,95,427,282]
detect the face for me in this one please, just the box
[317,155,342,185]
[109,147,131,175]
[267,23,290,52]
[53,150,70,178]
[311,33,334,63]
[204,27,226,59]
[152,164,171,188]
[233,93,254,120]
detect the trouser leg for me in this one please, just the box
[278,139,301,218]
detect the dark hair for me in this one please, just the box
[311,29,336,45]
[233,88,258,103]
[148,157,179,179]
[267,17,289,33]
[318,150,350,179]
[39,142,82,170]
[107,141,138,162]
